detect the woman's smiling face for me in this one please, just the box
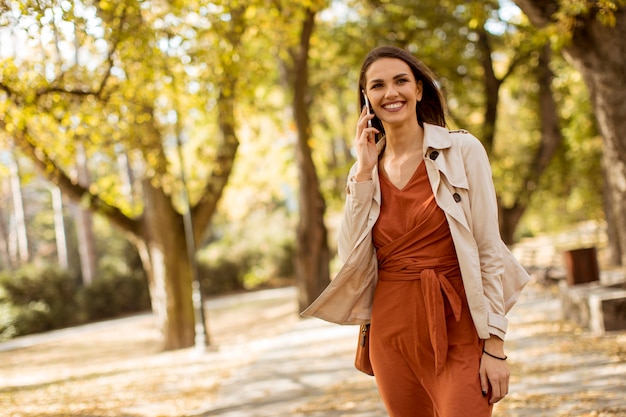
[364,57,423,129]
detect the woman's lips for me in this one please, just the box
[382,101,404,111]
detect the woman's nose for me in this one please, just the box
[384,85,398,98]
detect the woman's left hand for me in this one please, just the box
[479,336,510,404]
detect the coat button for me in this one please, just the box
[429,151,439,160]
[453,193,461,202]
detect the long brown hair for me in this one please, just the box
[358,46,446,136]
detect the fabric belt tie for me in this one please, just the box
[378,256,463,374]
[420,268,462,375]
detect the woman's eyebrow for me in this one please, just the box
[368,73,411,85]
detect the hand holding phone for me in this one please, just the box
[355,90,378,179]
[362,90,373,128]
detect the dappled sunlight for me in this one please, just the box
[1,0,625,416]
[0,314,228,416]
[0,289,301,417]
[1,285,625,416]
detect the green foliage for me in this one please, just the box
[0,259,149,341]
[0,264,79,339]
[197,257,246,295]
[76,265,150,322]
[198,206,296,295]
[0,0,612,309]
[194,101,298,295]
[537,0,626,48]
[556,0,626,27]
[521,75,604,234]
[0,303,17,340]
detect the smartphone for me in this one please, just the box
[362,90,373,128]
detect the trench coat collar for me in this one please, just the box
[423,123,453,151]
[375,123,452,156]
[425,123,469,190]
[376,123,468,190]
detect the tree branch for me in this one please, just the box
[501,47,533,83]
[514,0,559,27]
[10,126,141,237]
[514,44,563,207]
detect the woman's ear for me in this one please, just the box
[416,80,424,102]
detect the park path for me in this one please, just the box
[191,282,626,417]
[2,282,625,417]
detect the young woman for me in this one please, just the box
[302,46,529,417]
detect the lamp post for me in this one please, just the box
[166,34,209,350]
[174,115,209,351]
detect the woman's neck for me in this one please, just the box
[383,120,425,159]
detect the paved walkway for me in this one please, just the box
[2,283,625,416]
[189,314,384,417]
[190,283,626,417]
[502,286,626,416]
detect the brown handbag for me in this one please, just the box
[355,323,374,376]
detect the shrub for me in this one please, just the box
[197,238,295,296]
[0,303,17,341]
[197,256,249,296]
[0,261,150,340]
[76,264,150,322]
[0,265,79,338]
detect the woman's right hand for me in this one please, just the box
[353,106,379,181]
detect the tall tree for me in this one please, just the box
[73,141,98,285]
[6,147,28,264]
[292,6,331,310]
[330,0,592,243]
[498,44,565,243]
[0,189,12,268]
[0,0,252,349]
[49,185,69,269]
[514,0,626,265]
[274,0,331,310]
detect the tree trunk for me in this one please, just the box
[567,17,626,266]
[7,148,29,264]
[292,8,331,311]
[4,1,244,349]
[136,181,196,350]
[74,141,98,285]
[478,28,502,153]
[601,138,626,266]
[602,159,622,265]
[499,203,526,246]
[0,202,12,269]
[116,147,136,203]
[50,186,69,269]
[514,1,626,265]
[499,44,564,244]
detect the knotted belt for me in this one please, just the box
[378,256,463,375]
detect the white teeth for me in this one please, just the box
[384,103,403,109]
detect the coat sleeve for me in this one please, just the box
[460,135,508,339]
[337,164,376,263]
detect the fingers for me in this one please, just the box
[355,124,378,145]
[479,356,510,404]
[356,107,375,131]
[353,108,379,173]
[489,376,509,404]
[359,127,378,144]
[479,366,489,398]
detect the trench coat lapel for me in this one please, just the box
[423,124,472,234]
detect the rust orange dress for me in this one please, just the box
[370,161,492,417]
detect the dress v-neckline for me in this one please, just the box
[380,159,425,191]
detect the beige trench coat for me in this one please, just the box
[301,123,530,340]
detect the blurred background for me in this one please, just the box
[0,0,623,354]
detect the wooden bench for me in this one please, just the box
[560,280,626,335]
